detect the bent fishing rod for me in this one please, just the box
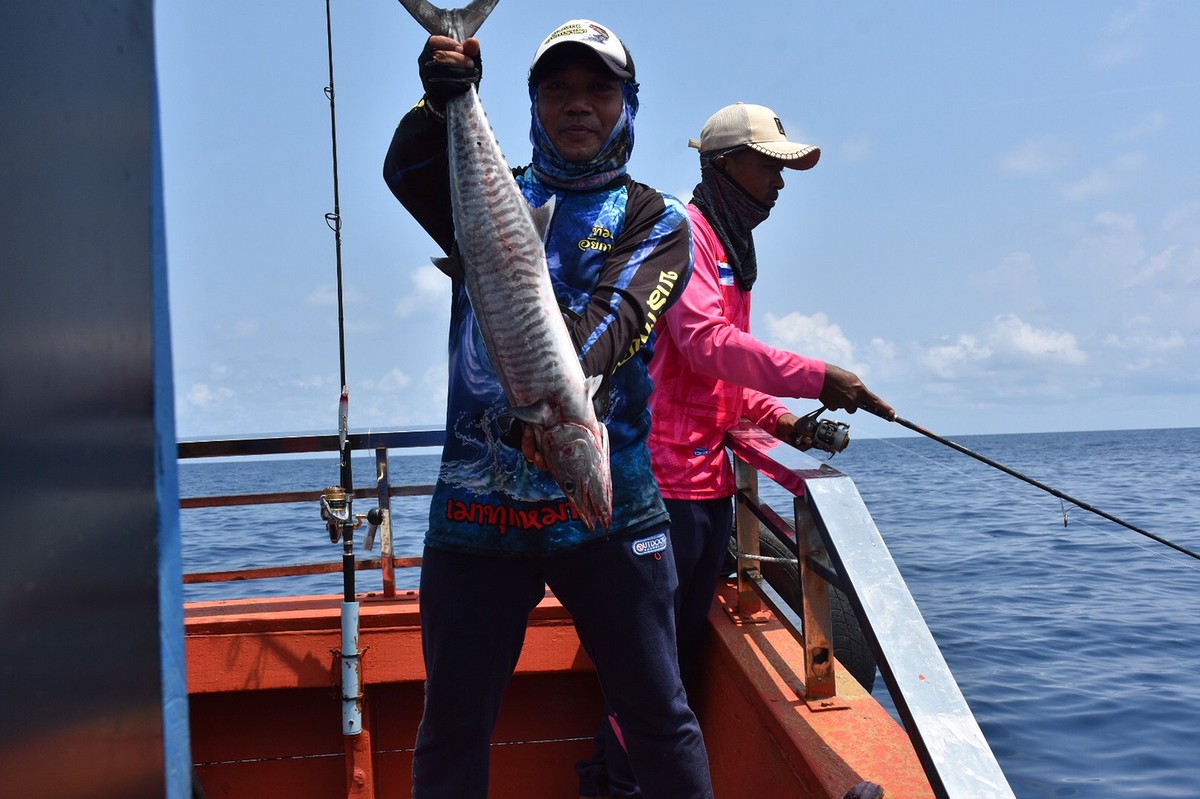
[849,404,1200,563]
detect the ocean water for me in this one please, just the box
[178,428,1200,798]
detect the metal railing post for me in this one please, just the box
[375,447,395,598]
[794,496,837,702]
[733,456,762,615]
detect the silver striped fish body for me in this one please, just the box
[396,0,612,530]
[444,87,612,531]
[445,90,577,416]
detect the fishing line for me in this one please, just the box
[856,405,1200,563]
[859,431,1200,574]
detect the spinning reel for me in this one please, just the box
[791,408,851,456]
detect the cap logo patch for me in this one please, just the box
[545,22,610,46]
[774,117,786,135]
[587,23,612,43]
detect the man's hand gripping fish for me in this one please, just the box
[395,0,613,531]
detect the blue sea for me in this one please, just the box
[178,427,1200,798]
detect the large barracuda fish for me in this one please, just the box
[396,0,613,531]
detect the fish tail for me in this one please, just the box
[395,0,498,40]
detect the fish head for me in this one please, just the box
[538,419,612,532]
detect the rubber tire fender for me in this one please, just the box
[729,526,877,692]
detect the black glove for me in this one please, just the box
[418,38,482,111]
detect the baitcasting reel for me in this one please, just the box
[791,408,851,456]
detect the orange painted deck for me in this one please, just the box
[187,581,934,798]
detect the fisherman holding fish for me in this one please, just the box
[581,101,896,799]
[384,5,713,798]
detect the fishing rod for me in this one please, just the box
[314,0,366,743]
[316,0,355,597]
[855,403,1200,563]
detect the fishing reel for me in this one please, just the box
[790,408,851,456]
[319,485,353,543]
[319,486,387,548]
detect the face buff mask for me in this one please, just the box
[689,149,771,292]
[527,79,639,191]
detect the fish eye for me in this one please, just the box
[563,479,576,493]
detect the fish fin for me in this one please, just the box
[528,195,556,241]
[432,252,464,281]
[585,372,612,420]
[509,400,555,428]
[584,373,604,402]
[395,0,498,40]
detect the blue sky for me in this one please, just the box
[156,1,1199,441]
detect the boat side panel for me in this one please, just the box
[191,687,346,797]
[698,583,935,799]
[187,594,602,799]
[186,593,593,694]
[186,585,930,798]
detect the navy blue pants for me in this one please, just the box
[578,498,733,798]
[412,525,714,799]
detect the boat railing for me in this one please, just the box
[179,427,445,597]
[725,420,1014,799]
[178,422,1014,798]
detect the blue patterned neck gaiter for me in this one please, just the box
[528,80,639,191]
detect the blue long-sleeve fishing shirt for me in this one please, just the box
[384,101,693,554]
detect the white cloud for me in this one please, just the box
[990,314,1087,364]
[185,382,234,408]
[1000,138,1071,175]
[1065,209,1146,288]
[867,337,897,362]
[304,283,364,309]
[1094,209,1137,233]
[1107,0,1152,34]
[1116,111,1168,142]
[422,361,448,384]
[396,265,452,319]
[1092,0,1150,67]
[1062,169,1116,203]
[971,251,1045,313]
[923,334,992,380]
[840,135,874,163]
[1129,245,1177,285]
[763,311,863,373]
[1092,39,1141,69]
[418,362,449,420]
[1162,202,1200,235]
[1104,330,1186,353]
[1101,327,1187,374]
[916,315,1085,383]
[1113,151,1146,172]
[286,373,336,390]
[1060,154,1143,203]
[363,368,413,393]
[216,318,261,340]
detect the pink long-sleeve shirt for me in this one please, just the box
[648,204,827,500]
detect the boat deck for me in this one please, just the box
[187,581,933,798]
